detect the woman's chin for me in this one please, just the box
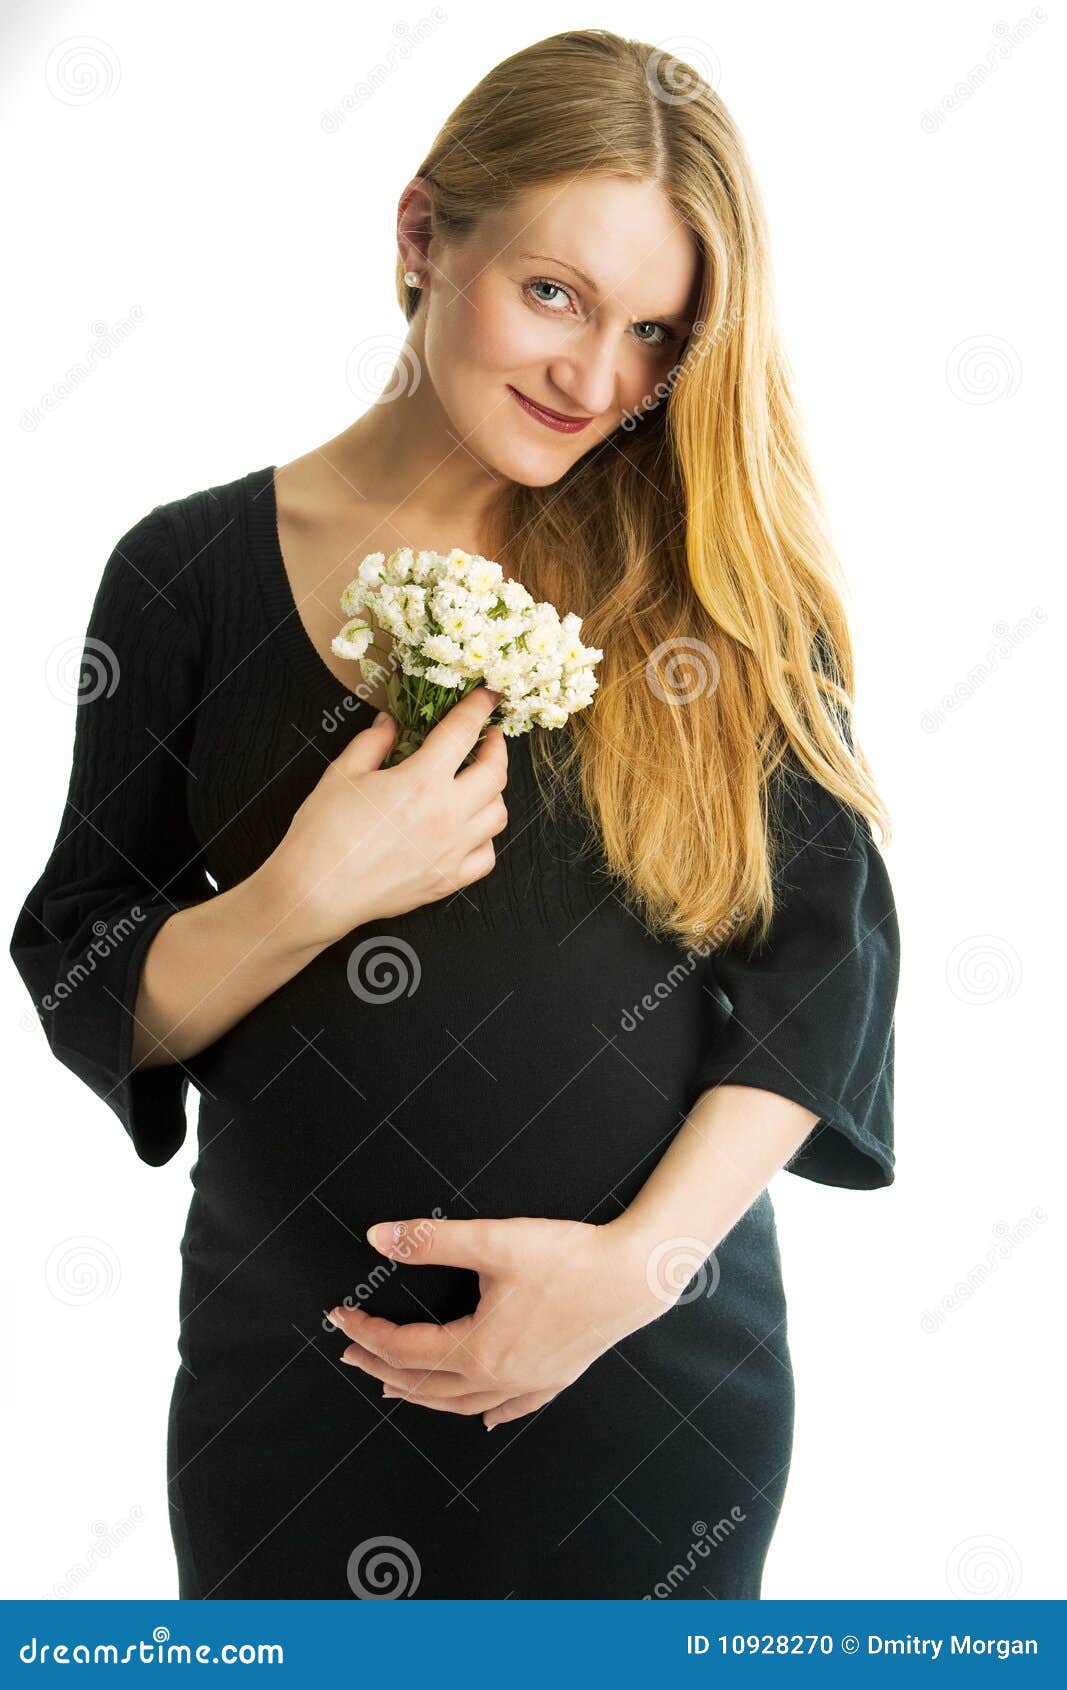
[478,433,587,490]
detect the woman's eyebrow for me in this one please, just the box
[519,251,599,290]
[517,251,694,327]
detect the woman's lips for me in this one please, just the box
[507,384,592,434]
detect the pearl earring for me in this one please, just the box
[403,270,421,287]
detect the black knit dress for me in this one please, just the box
[10,464,900,1599]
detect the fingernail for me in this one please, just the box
[485,1421,497,1432]
[373,711,390,726]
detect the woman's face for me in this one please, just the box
[416,174,702,487]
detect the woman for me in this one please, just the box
[11,28,899,1599]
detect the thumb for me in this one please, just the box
[334,709,395,775]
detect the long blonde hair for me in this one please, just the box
[397,27,891,952]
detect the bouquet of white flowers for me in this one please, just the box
[331,545,603,765]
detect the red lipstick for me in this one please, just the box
[507,384,592,434]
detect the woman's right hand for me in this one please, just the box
[263,687,509,949]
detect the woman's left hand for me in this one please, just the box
[327,1215,671,1430]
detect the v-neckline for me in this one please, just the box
[242,463,529,780]
[244,461,381,716]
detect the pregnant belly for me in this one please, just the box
[183,913,712,1332]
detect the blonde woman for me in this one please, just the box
[11,28,899,1599]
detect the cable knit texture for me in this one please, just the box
[9,463,900,1599]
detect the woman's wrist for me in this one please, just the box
[241,847,348,960]
[598,1215,692,1330]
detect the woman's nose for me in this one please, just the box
[545,330,620,418]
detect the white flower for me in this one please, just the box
[424,664,465,688]
[501,580,535,612]
[331,618,375,661]
[330,543,603,754]
[422,633,465,665]
[356,553,386,587]
[465,555,505,594]
[441,547,473,582]
[340,580,366,618]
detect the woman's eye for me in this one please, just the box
[632,321,671,348]
[525,279,573,311]
[524,280,674,349]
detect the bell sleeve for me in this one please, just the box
[688,757,901,1190]
[10,505,214,1167]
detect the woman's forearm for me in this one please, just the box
[130,858,335,1069]
[609,1084,820,1264]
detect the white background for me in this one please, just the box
[2,0,1062,1600]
